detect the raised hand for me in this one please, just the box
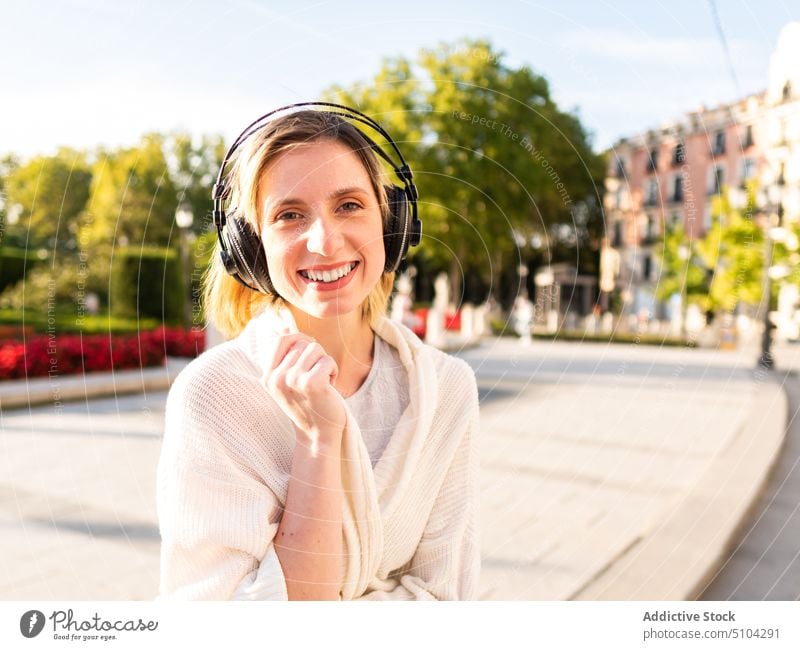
[263,333,346,455]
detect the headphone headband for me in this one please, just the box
[213,102,417,221]
[212,102,421,294]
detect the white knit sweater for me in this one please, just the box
[156,307,481,600]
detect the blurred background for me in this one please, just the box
[1,1,799,601]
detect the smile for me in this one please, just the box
[299,262,358,284]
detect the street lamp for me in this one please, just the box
[175,202,194,329]
[677,243,690,338]
[756,184,785,370]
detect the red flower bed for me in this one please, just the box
[0,327,206,380]
[412,308,462,340]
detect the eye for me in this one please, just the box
[339,201,363,213]
[275,210,303,222]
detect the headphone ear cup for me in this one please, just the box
[224,214,276,294]
[383,184,409,273]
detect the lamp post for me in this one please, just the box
[677,242,690,338]
[756,184,785,370]
[175,202,194,329]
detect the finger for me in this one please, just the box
[265,339,311,391]
[294,341,329,374]
[265,333,315,372]
[306,355,339,385]
[275,340,310,374]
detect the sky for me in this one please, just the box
[3,0,799,158]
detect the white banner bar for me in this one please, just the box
[2,601,799,649]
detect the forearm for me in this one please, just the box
[274,436,343,600]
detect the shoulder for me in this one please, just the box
[167,338,260,416]
[375,317,478,404]
[429,347,479,416]
[162,337,292,473]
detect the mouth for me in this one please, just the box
[298,261,359,285]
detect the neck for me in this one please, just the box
[288,307,375,396]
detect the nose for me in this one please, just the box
[306,213,344,257]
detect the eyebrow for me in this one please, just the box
[272,186,372,209]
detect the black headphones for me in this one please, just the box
[212,101,422,295]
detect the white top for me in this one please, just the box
[346,334,410,468]
[157,307,480,600]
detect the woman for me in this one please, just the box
[156,104,480,600]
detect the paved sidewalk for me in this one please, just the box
[462,337,790,600]
[699,362,800,599]
[0,337,793,600]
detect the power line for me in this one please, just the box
[707,0,742,96]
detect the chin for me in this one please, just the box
[295,298,364,321]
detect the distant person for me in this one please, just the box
[156,104,481,600]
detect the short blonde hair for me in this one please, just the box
[204,110,396,340]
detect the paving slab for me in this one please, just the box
[0,338,792,601]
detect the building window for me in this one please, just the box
[783,81,792,102]
[740,158,755,188]
[645,178,659,206]
[614,157,626,178]
[712,130,726,156]
[643,255,652,281]
[742,124,754,148]
[708,165,724,195]
[672,143,685,165]
[647,148,658,173]
[613,220,623,247]
[672,175,684,202]
[645,214,656,243]
[670,212,681,230]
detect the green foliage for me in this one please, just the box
[0,308,159,334]
[653,223,707,304]
[0,247,46,292]
[167,132,226,236]
[324,38,605,295]
[772,223,800,288]
[0,253,90,313]
[695,190,764,312]
[82,134,179,251]
[3,149,91,249]
[109,246,184,325]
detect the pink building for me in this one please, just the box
[604,22,800,318]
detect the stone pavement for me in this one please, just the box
[699,357,800,600]
[462,337,790,600]
[0,337,794,600]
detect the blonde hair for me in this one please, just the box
[204,110,397,340]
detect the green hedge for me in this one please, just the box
[0,247,45,292]
[490,319,697,348]
[110,246,184,325]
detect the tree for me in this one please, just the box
[166,131,226,236]
[325,39,605,302]
[654,222,707,305]
[82,133,178,251]
[3,149,91,250]
[695,189,764,313]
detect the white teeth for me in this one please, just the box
[301,262,355,283]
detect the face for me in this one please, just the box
[258,139,386,321]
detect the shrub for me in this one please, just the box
[0,247,46,293]
[0,326,206,380]
[110,246,184,325]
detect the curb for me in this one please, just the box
[573,375,789,600]
[0,358,192,410]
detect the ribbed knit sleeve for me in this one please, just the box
[156,352,290,601]
[356,359,481,600]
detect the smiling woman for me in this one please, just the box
[156,104,481,601]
